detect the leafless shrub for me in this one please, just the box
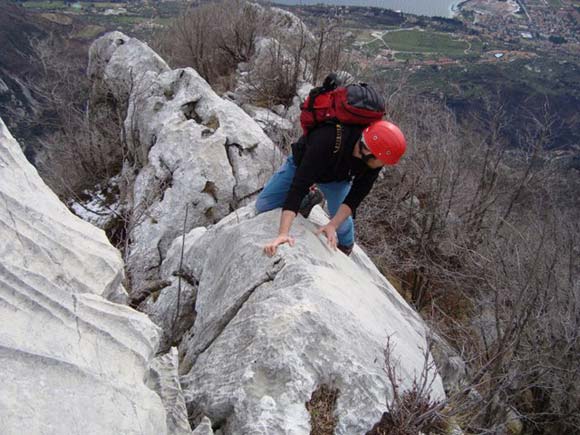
[308,16,350,85]
[26,34,124,197]
[243,34,307,106]
[153,2,348,106]
[152,0,268,93]
[356,85,580,433]
[367,336,448,435]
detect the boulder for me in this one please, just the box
[88,31,169,102]
[0,117,170,434]
[167,205,445,434]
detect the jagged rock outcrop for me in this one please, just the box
[88,32,277,294]
[0,117,189,434]
[152,205,446,434]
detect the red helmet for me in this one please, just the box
[362,120,407,165]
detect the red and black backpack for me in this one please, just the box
[300,73,386,136]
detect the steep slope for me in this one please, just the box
[0,116,187,434]
[0,1,46,147]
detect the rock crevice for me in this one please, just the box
[189,257,285,367]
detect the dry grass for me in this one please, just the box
[305,384,340,435]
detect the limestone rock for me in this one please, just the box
[0,117,169,434]
[89,32,169,102]
[87,31,130,81]
[149,348,194,435]
[88,33,277,292]
[171,205,445,434]
[0,117,125,303]
[270,6,314,40]
[286,81,313,127]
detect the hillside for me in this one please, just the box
[1,2,579,433]
[0,1,47,148]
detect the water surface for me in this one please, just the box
[273,0,461,18]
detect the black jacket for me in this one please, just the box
[283,123,381,217]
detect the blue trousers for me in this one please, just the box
[256,156,355,247]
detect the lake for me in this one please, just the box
[272,0,462,18]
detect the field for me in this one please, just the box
[383,29,470,56]
[70,23,106,39]
[357,28,482,61]
[23,1,125,9]
[22,1,68,9]
[21,0,173,36]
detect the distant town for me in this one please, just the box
[280,0,578,72]
[462,0,578,47]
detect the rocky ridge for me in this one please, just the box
[88,32,279,295]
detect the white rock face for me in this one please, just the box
[170,205,445,434]
[89,31,170,101]
[286,81,313,128]
[0,117,171,434]
[149,348,194,435]
[88,33,277,292]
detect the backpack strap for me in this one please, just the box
[334,124,342,155]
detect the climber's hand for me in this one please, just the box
[316,223,338,250]
[263,234,295,257]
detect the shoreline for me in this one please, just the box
[273,1,463,19]
[450,0,470,17]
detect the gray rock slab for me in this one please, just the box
[174,205,445,434]
[0,117,169,435]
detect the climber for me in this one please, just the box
[256,119,406,256]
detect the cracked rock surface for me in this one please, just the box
[168,205,445,434]
[149,348,194,435]
[88,32,277,293]
[0,117,171,434]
